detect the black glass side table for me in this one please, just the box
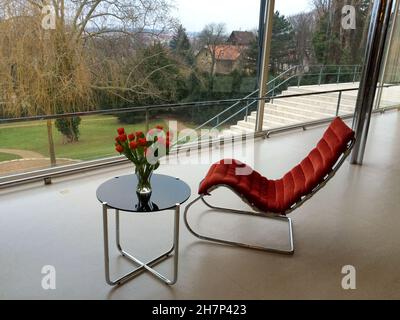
[96,174,191,286]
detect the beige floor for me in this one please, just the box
[0,111,399,300]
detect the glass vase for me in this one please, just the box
[136,170,153,200]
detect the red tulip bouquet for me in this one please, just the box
[115,126,172,197]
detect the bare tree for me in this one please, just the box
[198,23,227,75]
[0,0,175,165]
[198,23,227,91]
[312,0,331,16]
[289,12,316,66]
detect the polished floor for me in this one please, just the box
[0,111,399,300]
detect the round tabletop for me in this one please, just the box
[96,174,191,213]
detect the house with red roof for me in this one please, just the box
[196,44,247,75]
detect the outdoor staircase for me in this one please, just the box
[223,82,400,136]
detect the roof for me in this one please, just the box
[228,31,256,46]
[208,45,245,61]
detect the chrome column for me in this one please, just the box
[374,0,399,110]
[256,0,267,90]
[256,0,275,133]
[351,0,394,165]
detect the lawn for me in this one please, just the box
[0,115,167,162]
[0,152,21,162]
[0,114,233,163]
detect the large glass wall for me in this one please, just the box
[247,0,374,133]
[2,0,398,180]
[0,0,261,178]
[376,0,400,109]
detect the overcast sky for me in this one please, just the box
[173,0,312,32]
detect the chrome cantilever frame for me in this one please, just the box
[102,203,180,286]
[184,194,295,255]
[184,138,356,255]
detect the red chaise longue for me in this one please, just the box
[183,117,355,255]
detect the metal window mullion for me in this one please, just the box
[256,0,275,133]
[374,0,400,110]
[351,0,394,165]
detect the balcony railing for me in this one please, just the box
[0,83,399,188]
[190,64,362,139]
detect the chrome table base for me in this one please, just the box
[102,203,180,286]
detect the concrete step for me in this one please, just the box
[265,104,333,120]
[225,83,400,136]
[220,82,400,138]
[245,114,308,128]
[272,98,354,114]
[282,90,358,105]
[264,107,317,122]
[283,96,356,109]
[286,83,359,93]
[239,115,287,126]
[220,129,239,137]
[285,83,359,92]
[251,104,351,119]
[246,114,274,124]
[257,113,300,125]
[237,120,257,129]
[229,125,256,134]
[237,116,285,128]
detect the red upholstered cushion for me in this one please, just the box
[198,117,355,214]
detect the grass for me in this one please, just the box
[0,152,21,162]
[0,114,232,163]
[0,115,167,161]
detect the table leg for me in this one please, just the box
[172,203,180,284]
[115,209,124,255]
[102,202,180,286]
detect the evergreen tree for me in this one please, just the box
[55,117,82,143]
[118,42,188,124]
[270,11,296,75]
[312,14,331,64]
[169,25,193,64]
[241,13,295,78]
[312,0,371,65]
[243,35,259,76]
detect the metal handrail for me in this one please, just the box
[0,80,393,127]
[268,68,362,96]
[192,64,359,138]
[173,89,260,145]
[177,80,396,144]
[182,65,300,138]
[0,97,256,124]
[1,86,399,189]
[212,100,258,131]
[192,67,299,139]
[183,66,300,133]
[198,64,361,134]
[0,65,360,125]
[189,89,259,131]
[198,81,398,138]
